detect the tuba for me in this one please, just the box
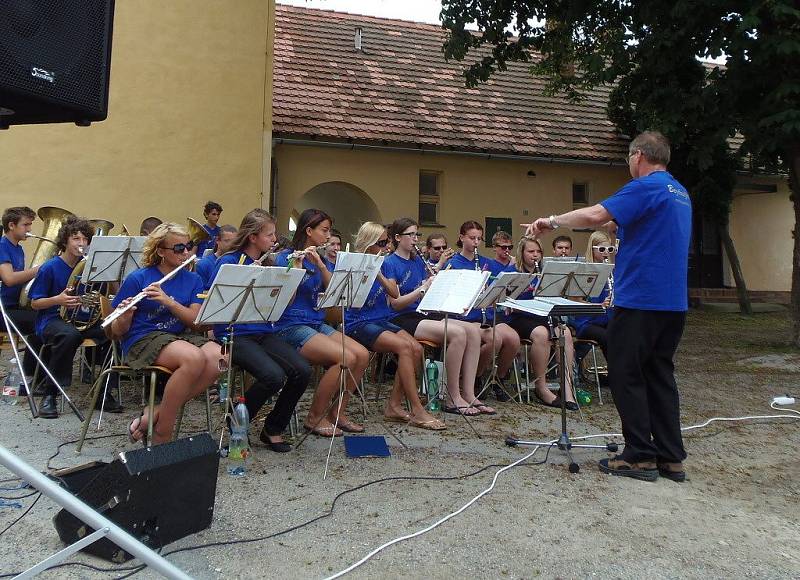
[187,217,210,247]
[19,206,75,308]
[88,219,114,236]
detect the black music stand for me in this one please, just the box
[195,263,304,450]
[295,251,383,480]
[499,260,614,473]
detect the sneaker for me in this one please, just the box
[598,455,658,482]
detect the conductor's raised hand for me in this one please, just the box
[521,217,553,238]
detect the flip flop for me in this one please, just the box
[383,412,412,423]
[472,403,497,415]
[338,419,365,433]
[128,412,148,447]
[408,417,446,431]
[442,405,480,417]
[303,424,344,437]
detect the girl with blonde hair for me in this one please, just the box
[574,231,616,355]
[109,222,224,445]
[347,222,444,430]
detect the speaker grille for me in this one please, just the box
[0,0,114,123]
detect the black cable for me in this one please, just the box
[47,431,127,471]
[0,492,41,539]
[0,490,38,501]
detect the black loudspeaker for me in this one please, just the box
[53,434,220,563]
[0,0,115,128]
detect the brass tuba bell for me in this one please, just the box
[19,206,75,308]
[187,217,210,246]
[87,219,115,237]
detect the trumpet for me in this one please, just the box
[412,243,437,277]
[102,255,197,328]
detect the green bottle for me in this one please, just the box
[425,359,440,412]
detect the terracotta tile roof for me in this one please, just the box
[273,5,629,163]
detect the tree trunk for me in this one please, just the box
[719,223,752,315]
[788,146,800,347]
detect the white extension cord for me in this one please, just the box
[322,399,800,580]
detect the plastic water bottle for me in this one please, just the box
[217,374,229,405]
[227,397,250,476]
[2,359,23,405]
[425,359,440,412]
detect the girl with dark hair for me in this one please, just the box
[446,221,521,406]
[208,209,311,451]
[383,217,483,417]
[109,223,223,444]
[30,216,118,418]
[274,208,369,436]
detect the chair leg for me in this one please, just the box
[512,358,522,403]
[590,345,603,405]
[205,387,212,432]
[147,369,157,445]
[524,344,531,403]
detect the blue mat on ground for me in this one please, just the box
[344,435,390,458]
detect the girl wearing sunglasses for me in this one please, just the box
[109,223,225,446]
[573,230,616,356]
[346,222,445,430]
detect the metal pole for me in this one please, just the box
[0,445,193,580]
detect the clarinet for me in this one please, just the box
[475,251,489,329]
[604,256,614,308]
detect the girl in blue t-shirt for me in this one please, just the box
[384,217,482,417]
[446,221,521,409]
[207,209,311,452]
[507,236,578,410]
[108,223,224,446]
[347,222,444,430]
[275,209,369,437]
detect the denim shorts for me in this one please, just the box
[348,320,402,350]
[276,322,337,349]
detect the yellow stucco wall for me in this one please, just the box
[0,0,273,241]
[728,181,793,292]
[273,143,631,256]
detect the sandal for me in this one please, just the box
[470,402,496,415]
[383,411,412,423]
[442,405,480,417]
[599,456,658,482]
[657,462,686,483]
[338,419,365,433]
[408,417,446,431]
[303,423,343,437]
[534,392,578,411]
[128,412,148,447]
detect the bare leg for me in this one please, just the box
[372,330,435,421]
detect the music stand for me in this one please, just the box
[417,268,489,436]
[195,264,304,449]
[295,251,383,480]
[473,271,537,409]
[0,284,84,422]
[499,260,615,473]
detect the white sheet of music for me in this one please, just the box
[318,251,384,309]
[417,269,489,314]
[80,236,147,284]
[473,271,535,309]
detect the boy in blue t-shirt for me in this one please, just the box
[195,201,223,257]
[29,217,120,418]
[195,224,237,290]
[0,206,43,376]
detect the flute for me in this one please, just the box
[286,242,330,271]
[101,255,197,328]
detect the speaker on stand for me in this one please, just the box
[0,0,115,129]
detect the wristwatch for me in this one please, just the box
[419,287,426,296]
[548,215,560,229]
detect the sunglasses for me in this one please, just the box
[398,232,421,238]
[375,238,389,248]
[431,245,447,251]
[160,241,195,254]
[593,245,617,254]
[495,244,514,251]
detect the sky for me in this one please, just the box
[277,0,444,24]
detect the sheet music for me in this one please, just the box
[499,296,606,317]
[417,269,489,314]
[317,251,384,309]
[195,264,304,325]
[566,262,613,297]
[80,236,146,284]
[537,261,611,298]
[473,272,535,309]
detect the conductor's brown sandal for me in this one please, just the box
[598,455,658,482]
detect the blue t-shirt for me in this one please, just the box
[195,252,218,290]
[208,251,276,339]
[29,256,75,337]
[487,258,516,281]
[344,264,392,329]
[601,170,692,311]
[382,252,428,316]
[0,236,26,307]
[445,252,494,323]
[273,249,326,329]
[573,285,611,335]
[196,224,220,257]
[112,266,204,356]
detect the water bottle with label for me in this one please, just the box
[2,359,23,405]
[227,397,250,476]
[425,359,440,412]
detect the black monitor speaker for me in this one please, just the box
[52,434,220,563]
[0,0,115,129]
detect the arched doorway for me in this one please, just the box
[292,182,382,243]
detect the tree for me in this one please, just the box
[442,1,800,331]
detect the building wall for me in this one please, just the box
[273,143,631,256]
[728,181,793,292]
[0,0,273,243]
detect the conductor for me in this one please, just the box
[526,131,691,483]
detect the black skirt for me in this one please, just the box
[390,311,444,336]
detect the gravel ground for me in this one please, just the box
[1,309,798,579]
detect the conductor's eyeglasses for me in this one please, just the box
[593,245,617,254]
[160,241,195,254]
